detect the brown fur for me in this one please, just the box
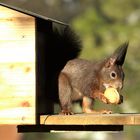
[59,43,128,115]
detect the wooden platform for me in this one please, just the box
[40,113,140,125]
[17,113,140,132]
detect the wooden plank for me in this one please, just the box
[0,6,35,41]
[40,114,140,125]
[0,107,35,124]
[0,6,35,124]
[0,63,35,124]
[0,6,35,62]
[133,114,140,124]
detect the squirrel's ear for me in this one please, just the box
[113,42,128,66]
[105,57,116,68]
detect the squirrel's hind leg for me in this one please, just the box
[59,72,74,115]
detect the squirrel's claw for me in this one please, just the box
[101,109,112,114]
[59,110,74,115]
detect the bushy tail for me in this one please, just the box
[44,26,82,102]
[49,26,82,70]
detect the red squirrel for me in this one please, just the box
[56,27,128,115]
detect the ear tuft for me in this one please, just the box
[113,42,128,66]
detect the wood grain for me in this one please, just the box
[0,6,35,124]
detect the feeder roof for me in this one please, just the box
[0,2,68,26]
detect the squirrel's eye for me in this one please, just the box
[110,71,117,79]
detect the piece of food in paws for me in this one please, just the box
[104,88,120,104]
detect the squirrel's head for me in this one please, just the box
[100,42,128,93]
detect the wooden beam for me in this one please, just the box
[17,124,123,132]
[40,113,140,125]
[18,114,140,132]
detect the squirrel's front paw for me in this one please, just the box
[93,91,110,104]
[100,94,110,104]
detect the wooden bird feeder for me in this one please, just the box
[0,2,140,133]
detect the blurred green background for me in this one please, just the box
[1,0,140,140]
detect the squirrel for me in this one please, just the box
[44,26,128,115]
[54,26,129,115]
